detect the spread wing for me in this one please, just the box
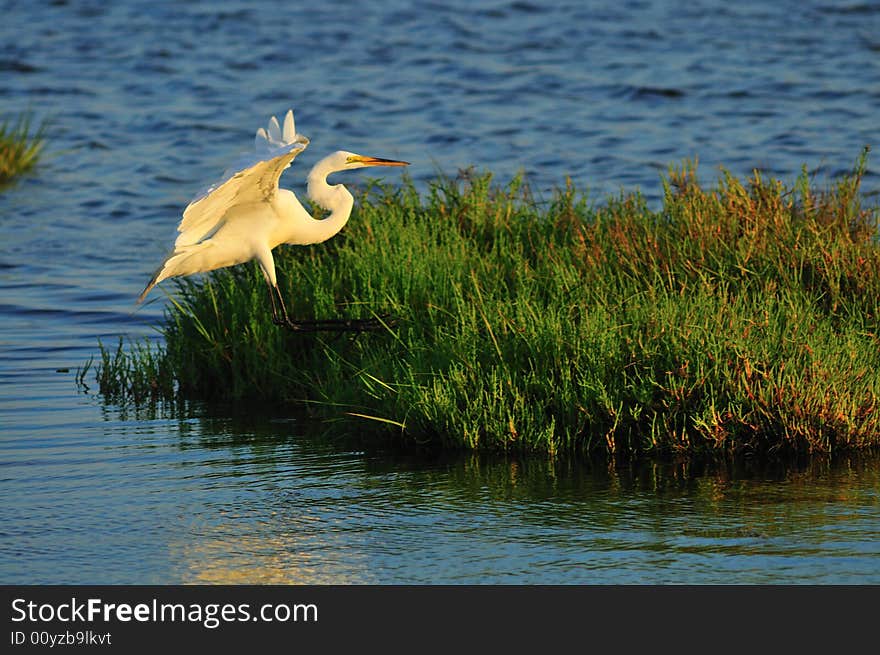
[174,109,310,248]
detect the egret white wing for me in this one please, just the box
[175,110,309,248]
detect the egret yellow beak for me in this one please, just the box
[349,155,410,167]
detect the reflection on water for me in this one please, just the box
[5,392,877,584]
[1,0,879,583]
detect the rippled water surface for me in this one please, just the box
[1,0,879,583]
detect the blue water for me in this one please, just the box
[1,0,879,583]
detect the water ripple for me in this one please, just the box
[1,0,879,584]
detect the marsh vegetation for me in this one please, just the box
[94,152,879,456]
[0,112,46,185]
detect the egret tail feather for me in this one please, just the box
[137,242,217,303]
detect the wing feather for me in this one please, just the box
[254,127,269,151]
[282,109,295,142]
[174,110,309,248]
[267,116,282,143]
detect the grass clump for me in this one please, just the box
[97,150,880,456]
[0,112,47,184]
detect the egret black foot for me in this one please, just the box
[279,314,397,332]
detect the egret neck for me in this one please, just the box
[303,154,356,245]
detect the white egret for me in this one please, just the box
[138,109,408,331]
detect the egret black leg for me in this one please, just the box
[273,284,294,325]
[265,281,289,325]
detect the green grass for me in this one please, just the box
[0,112,46,184]
[95,149,880,456]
